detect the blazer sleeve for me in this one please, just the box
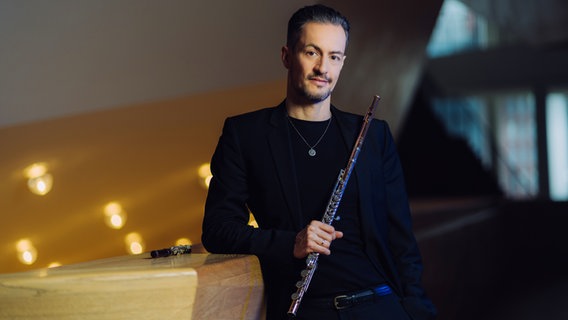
[201,117,296,262]
[380,122,437,319]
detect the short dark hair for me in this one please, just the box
[286,4,350,50]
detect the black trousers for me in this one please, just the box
[295,292,411,320]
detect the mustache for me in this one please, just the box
[308,74,330,82]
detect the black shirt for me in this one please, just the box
[288,116,385,298]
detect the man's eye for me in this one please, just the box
[305,50,318,57]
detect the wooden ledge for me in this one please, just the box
[0,253,264,320]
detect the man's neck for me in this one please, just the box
[286,98,332,121]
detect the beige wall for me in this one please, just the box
[0,0,441,273]
[0,80,286,273]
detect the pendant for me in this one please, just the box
[308,148,316,157]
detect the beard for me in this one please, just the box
[299,87,332,103]
[295,75,333,104]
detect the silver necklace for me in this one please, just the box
[287,115,332,157]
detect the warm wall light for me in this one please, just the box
[24,163,53,195]
[104,202,127,229]
[16,239,38,265]
[198,163,213,189]
[175,238,192,246]
[125,232,145,255]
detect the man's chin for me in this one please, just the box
[302,90,332,104]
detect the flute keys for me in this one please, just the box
[296,280,304,288]
[291,292,299,300]
[305,254,318,268]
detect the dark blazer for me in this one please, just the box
[202,101,436,320]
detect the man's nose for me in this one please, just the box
[314,57,329,74]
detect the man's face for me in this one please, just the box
[282,22,347,105]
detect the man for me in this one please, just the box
[202,4,436,320]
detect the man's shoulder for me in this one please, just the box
[332,105,387,129]
[224,101,286,127]
[228,105,279,121]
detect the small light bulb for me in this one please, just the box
[16,239,38,265]
[198,163,211,178]
[16,239,33,252]
[104,202,122,215]
[129,242,143,255]
[22,251,34,263]
[24,163,53,196]
[110,214,123,228]
[24,163,48,178]
[204,175,213,188]
[198,163,213,189]
[175,238,192,246]
[125,232,145,255]
[27,173,53,195]
[104,202,127,229]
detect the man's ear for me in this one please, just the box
[281,46,291,69]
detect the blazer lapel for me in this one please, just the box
[332,107,371,212]
[333,107,397,289]
[332,107,375,235]
[267,103,304,230]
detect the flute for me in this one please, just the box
[287,95,381,317]
[150,245,192,258]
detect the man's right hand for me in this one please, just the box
[293,220,343,258]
